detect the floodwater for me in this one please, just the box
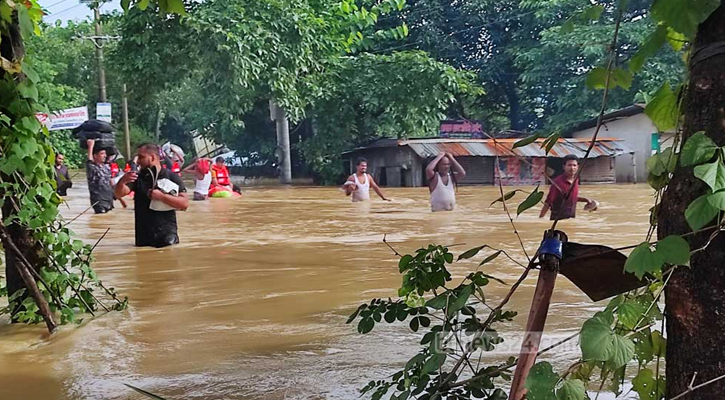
[0,178,656,399]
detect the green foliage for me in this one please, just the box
[680,131,717,167]
[585,67,633,91]
[632,368,666,400]
[580,311,634,368]
[349,244,514,398]
[650,0,720,38]
[525,362,558,400]
[517,185,543,216]
[644,81,680,132]
[47,131,84,168]
[685,193,719,231]
[624,234,690,279]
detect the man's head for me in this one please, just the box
[436,155,451,174]
[55,153,64,166]
[92,147,107,165]
[356,158,367,174]
[215,156,225,166]
[136,143,162,170]
[563,155,579,178]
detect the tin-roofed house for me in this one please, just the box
[342,137,634,187]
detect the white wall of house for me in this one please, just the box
[570,113,672,183]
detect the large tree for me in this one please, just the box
[658,1,725,398]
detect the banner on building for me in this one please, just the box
[96,102,112,123]
[36,106,89,131]
[439,120,485,139]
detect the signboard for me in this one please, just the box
[36,106,89,131]
[97,102,112,123]
[439,120,485,139]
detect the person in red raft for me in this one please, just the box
[209,156,242,197]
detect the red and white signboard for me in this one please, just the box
[36,106,89,131]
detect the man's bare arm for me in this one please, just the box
[369,175,390,201]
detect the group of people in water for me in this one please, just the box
[55,143,594,249]
[343,152,595,219]
[54,139,242,248]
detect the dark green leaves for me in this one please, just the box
[632,368,666,400]
[585,67,633,91]
[540,132,561,154]
[645,82,680,132]
[421,353,446,375]
[490,190,522,207]
[685,193,719,231]
[694,161,725,192]
[680,132,717,167]
[651,0,720,38]
[399,254,413,272]
[524,362,558,400]
[624,243,662,279]
[656,235,690,265]
[517,185,544,216]
[458,245,486,261]
[556,379,586,400]
[580,311,635,368]
[513,134,543,149]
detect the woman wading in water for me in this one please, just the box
[426,152,466,212]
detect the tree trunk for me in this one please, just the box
[504,75,521,131]
[657,3,725,399]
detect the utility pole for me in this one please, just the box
[270,100,292,184]
[93,4,107,103]
[122,84,131,159]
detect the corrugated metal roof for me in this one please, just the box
[400,138,633,159]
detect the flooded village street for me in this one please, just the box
[0,182,655,399]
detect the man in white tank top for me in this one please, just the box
[426,152,466,211]
[342,158,391,202]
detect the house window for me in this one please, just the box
[651,133,661,154]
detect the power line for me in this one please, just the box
[44,3,86,19]
[44,0,73,9]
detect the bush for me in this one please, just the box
[47,130,85,168]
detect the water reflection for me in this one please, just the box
[0,180,654,399]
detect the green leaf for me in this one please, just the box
[645,153,666,177]
[517,185,543,216]
[421,353,446,375]
[680,131,717,166]
[447,284,473,316]
[556,379,586,400]
[583,5,604,20]
[632,368,665,400]
[426,293,448,310]
[524,362,558,400]
[479,251,502,266]
[630,25,667,73]
[121,0,131,12]
[707,190,725,211]
[580,311,635,368]
[617,300,646,330]
[651,0,720,38]
[541,132,561,154]
[656,235,690,265]
[16,5,34,39]
[580,311,615,362]
[645,81,680,132]
[399,254,413,272]
[490,190,522,207]
[138,0,150,10]
[0,2,12,22]
[585,67,633,91]
[694,161,725,192]
[624,242,664,279]
[513,134,542,149]
[458,245,486,260]
[667,27,687,51]
[685,193,719,230]
[17,81,38,101]
[165,0,187,15]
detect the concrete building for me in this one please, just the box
[342,137,632,187]
[565,105,675,183]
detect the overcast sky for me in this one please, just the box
[40,0,123,25]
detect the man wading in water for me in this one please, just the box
[539,154,596,220]
[342,158,390,202]
[86,139,114,214]
[114,143,189,247]
[426,152,466,212]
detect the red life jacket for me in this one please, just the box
[212,164,230,186]
[172,161,181,174]
[110,163,119,177]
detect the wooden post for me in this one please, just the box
[122,83,131,160]
[509,230,567,400]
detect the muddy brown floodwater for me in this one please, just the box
[0,179,655,399]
